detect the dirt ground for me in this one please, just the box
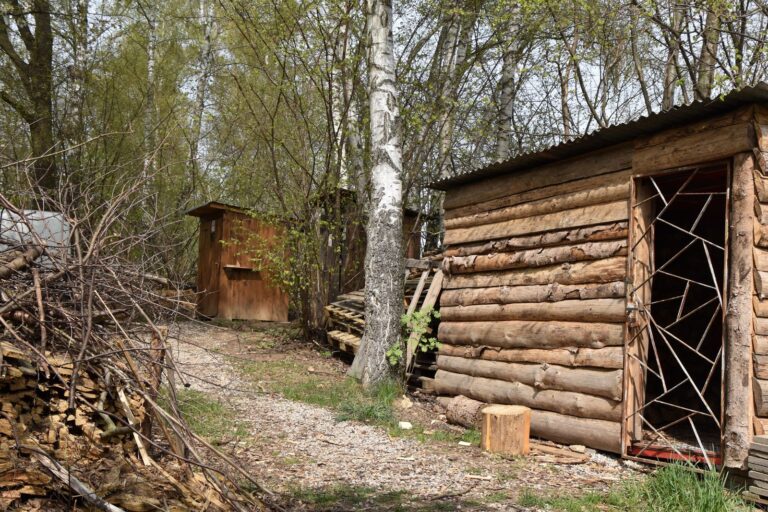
[168,321,647,511]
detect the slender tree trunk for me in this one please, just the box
[349,0,404,387]
[142,1,158,185]
[189,0,214,200]
[495,42,516,161]
[661,2,683,110]
[695,4,721,100]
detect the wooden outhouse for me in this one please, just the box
[187,202,289,322]
[432,83,768,470]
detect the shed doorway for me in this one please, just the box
[625,164,729,466]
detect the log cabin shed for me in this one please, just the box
[431,83,768,471]
[187,202,289,322]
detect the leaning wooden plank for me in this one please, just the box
[438,344,624,369]
[440,281,625,307]
[406,270,430,316]
[445,201,628,246]
[433,370,622,422]
[405,270,444,370]
[444,223,628,258]
[439,298,625,324]
[445,240,627,274]
[438,320,625,349]
[437,355,623,400]
[444,257,627,290]
[446,182,630,230]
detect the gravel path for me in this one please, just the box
[169,322,645,510]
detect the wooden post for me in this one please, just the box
[724,152,755,469]
[480,404,531,456]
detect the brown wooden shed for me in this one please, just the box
[187,202,289,322]
[432,83,768,472]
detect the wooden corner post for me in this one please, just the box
[724,152,756,469]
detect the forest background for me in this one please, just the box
[0,0,764,334]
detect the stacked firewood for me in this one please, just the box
[0,192,269,511]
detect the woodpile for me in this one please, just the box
[745,435,768,503]
[324,259,443,382]
[0,195,269,511]
[435,145,630,454]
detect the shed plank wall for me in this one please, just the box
[216,213,289,322]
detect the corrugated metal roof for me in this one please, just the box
[431,82,768,190]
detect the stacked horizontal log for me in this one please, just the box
[754,113,768,436]
[435,149,630,454]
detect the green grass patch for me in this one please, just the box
[172,389,248,442]
[518,463,750,512]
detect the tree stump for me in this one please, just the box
[481,405,530,456]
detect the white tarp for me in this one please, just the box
[0,209,71,266]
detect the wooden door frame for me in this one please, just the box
[621,161,733,465]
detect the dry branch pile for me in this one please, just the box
[0,189,268,511]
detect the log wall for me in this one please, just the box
[753,108,768,439]
[436,143,631,453]
[436,105,761,460]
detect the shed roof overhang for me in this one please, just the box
[185,201,249,217]
[431,82,768,191]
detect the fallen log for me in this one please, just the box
[440,281,625,306]
[438,344,624,369]
[436,395,485,429]
[434,370,622,421]
[438,320,625,349]
[439,298,626,323]
[444,223,627,258]
[437,355,623,400]
[443,257,627,289]
[0,246,42,279]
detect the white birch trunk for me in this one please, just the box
[349,0,404,386]
[142,2,158,187]
[189,0,214,199]
[495,43,515,162]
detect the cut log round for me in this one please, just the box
[445,201,628,246]
[481,405,531,456]
[439,298,626,323]
[437,355,623,400]
[436,395,485,429]
[444,257,627,290]
[440,281,625,307]
[444,223,628,258]
[438,344,624,369]
[438,320,625,349]
[446,183,630,230]
[434,370,622,421]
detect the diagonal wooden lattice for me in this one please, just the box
[626,168,728,468]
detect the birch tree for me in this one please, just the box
[349,0,404,387]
